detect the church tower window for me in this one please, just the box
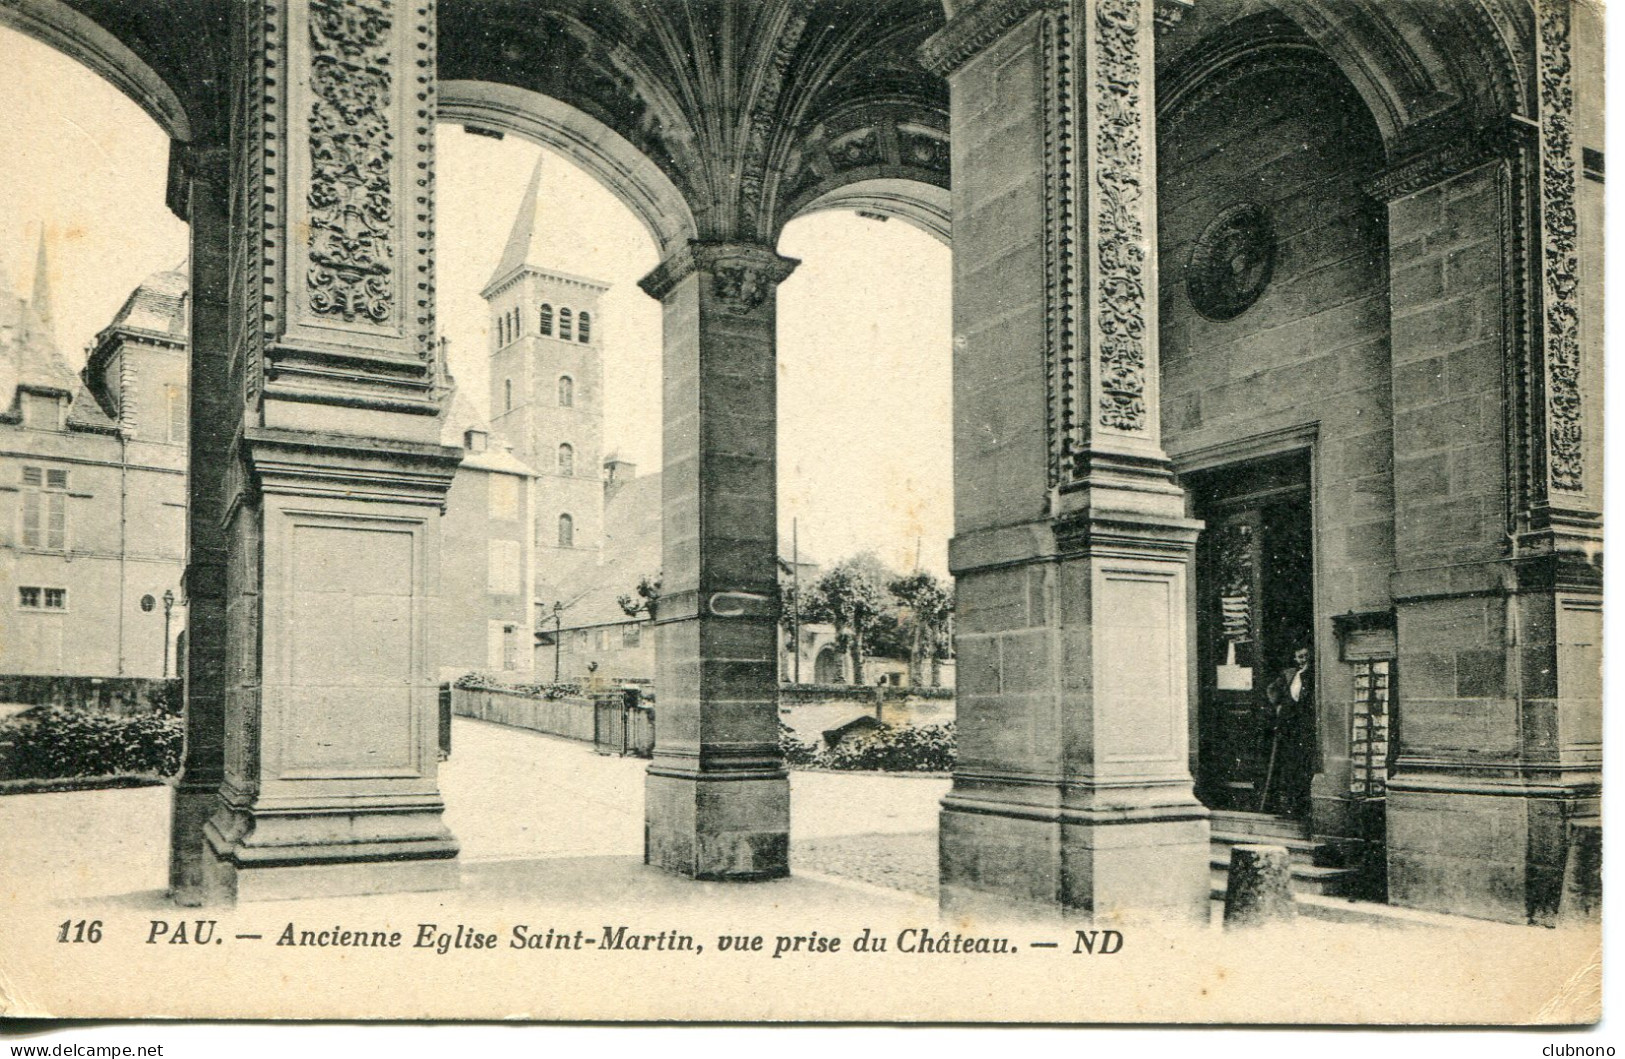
[558,375,573,407]
[558,443,574,476]
[559,307,573,342]
[540,303,553,336]
[577,311,591,344]
[558,513,574,548]
[504,378,513,412]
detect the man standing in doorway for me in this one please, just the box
[1263,643,1317,818]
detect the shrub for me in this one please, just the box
[777,720,955,773]
[778,722,821,768]
[454,672,583,699]
[821,721,955,773]
[0,706,182,782]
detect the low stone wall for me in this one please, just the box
[779,691,955,744]
[0,676,181,715]
[452,687,596,743]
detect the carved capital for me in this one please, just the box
[919,0,1060,78]
[638,242,800,314]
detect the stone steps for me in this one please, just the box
[1208,812,1361,900]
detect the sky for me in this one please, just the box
[0,25,953,577]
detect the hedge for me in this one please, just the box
[453,673,583,700]
[0,706,182,782]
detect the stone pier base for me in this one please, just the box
[645,770,789,881]
[199,801,458,904]
[940,798,1210,922]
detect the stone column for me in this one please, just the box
[637,242,797,880]
[199,0,462,903]
[167,137,233,905]
[922,0,1208,921]
[1376,0,1602,924]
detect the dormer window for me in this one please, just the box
[559,307,573,342]
[540,303,553,336]
[578,311,591,344]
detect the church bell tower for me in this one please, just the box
[480,155,610,606]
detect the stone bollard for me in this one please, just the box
[1559,820,1602,924]
[1223,844,1296,928]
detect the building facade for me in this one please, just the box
[434,388,538,682]
[0,254,187,680]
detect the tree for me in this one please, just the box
[804,553,894,684]
[616,573,662,620]
[890,571,954,687]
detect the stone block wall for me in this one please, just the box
[1157,58,1390,834]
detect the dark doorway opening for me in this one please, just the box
[1187,450,1314,818]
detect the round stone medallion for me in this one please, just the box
[1187,202,1276,321]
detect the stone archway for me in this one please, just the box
[0,0,194,144]
[440,81,697,255]
[11,0,1595,925]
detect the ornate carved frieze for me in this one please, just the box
[919,0,1060,78]
[1363,134,1502,202]
[829,127,884,170]
[1153,0,1191,34]
[306,0,396,325]
[1537,0,1584,493]
[1090,0,1151,435]
[738,10,808,238]
[638,242,800,315]
[899,127,951,174]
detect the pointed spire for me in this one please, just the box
[484,153,547,295]
[30,227,53,344]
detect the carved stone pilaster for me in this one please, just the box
[1535,0,1585,496]
[934,0,1205,922]
[228,0,440,416]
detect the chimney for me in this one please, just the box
[604,456,636,500]
[464,427,489,453]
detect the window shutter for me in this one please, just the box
[22,491,40,547]
[45,469,66,489]
[22,467,42,486]
[169,388,187,444]
[47,494,66,549]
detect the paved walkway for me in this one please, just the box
[0,717,947,907]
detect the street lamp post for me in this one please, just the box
[161,589,175,679]
[552,601,564,683]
